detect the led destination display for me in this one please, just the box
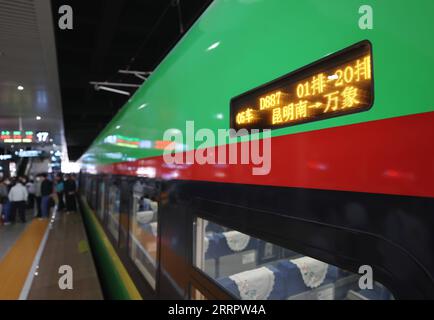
[230,41,373,131]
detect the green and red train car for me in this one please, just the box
[79,0,434,300]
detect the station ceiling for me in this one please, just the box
[52,0,212,160]
[0,0,65,155]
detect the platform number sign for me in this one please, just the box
[36,131,49,143]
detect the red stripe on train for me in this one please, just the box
[93,111,434,198]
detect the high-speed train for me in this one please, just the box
[78,0,434,300]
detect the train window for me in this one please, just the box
[107,183,120,242]
[97,181,105,220]
[128,179,158,289]
[194,218,394,300]
[91,179,97,209]
[85,176,92,202]
[88,178,93,205]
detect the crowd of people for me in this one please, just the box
[0,173,78,226]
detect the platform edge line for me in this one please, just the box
[18,216,53,300]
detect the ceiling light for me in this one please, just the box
[17,85,24,91]
[36,116,42,120]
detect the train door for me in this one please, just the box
[126,177,160,295]
[106,177,121,245]
[118,177,131,250]
[96,176,106,221]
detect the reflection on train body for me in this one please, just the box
[129,180,158,289]
[107,184,120,241]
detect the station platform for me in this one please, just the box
[0,208,102,300]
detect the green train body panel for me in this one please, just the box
[80,197,142,300]
[81,0,434,165]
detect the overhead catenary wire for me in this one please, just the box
[125,0,175,72]
[92,0,187,96]
[118,70,153,81]
[94,0,178,95]
[173,0,185,34]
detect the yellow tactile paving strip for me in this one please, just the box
[0,219,49,299]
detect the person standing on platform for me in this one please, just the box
[55,174,65,211]
[34,174,42,218]
[64,174,77,214]
[8,178,28,223]
[40,173,54,219]
[0,179,8,224]
[26,178,35,209]
[2,179,13,225]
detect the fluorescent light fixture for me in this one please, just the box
[16,150,41,158]
[207,41,220,51]
[17,85,24,91]
[36,116,42,120]
[61,161,80,174]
